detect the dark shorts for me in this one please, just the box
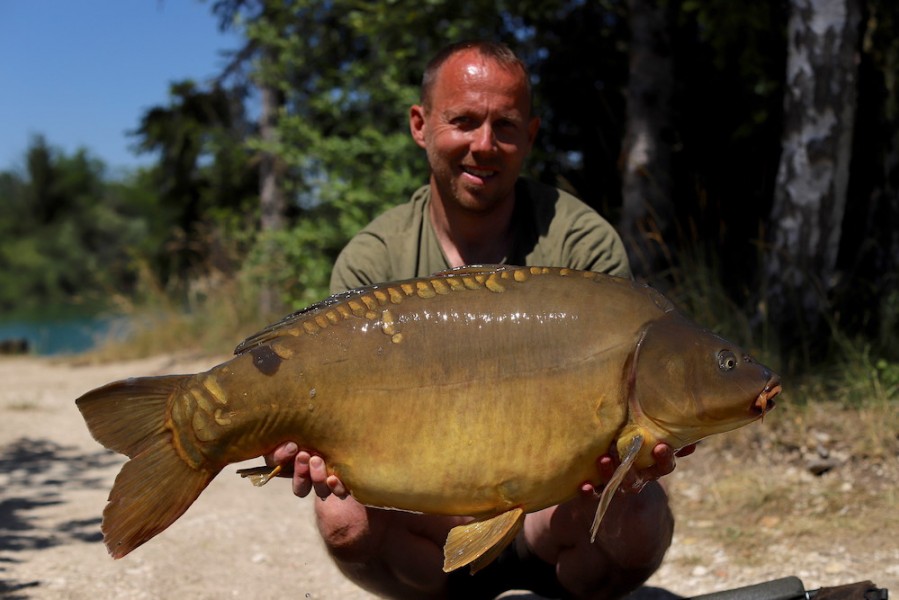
[445,532,571,600]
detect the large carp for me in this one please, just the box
[76,265,780,573]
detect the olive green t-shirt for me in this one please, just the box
[329,178,631,294]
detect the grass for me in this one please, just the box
[85,266,283,363]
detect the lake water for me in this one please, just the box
[0,315,129,356]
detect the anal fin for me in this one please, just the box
[442,508,525,574]
[236,464,281,487]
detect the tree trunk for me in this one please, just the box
[257,77,286,315]
[619,0,676,279]
[258,81,286,233]
[764,0,861,354]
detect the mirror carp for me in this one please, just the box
[76,265,781,573]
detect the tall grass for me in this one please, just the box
[88,260,281,362]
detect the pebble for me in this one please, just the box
[807,457,836,476]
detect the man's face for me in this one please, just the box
[410,51,540,214]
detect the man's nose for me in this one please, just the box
[471,123,497,153]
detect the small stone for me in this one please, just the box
[807,457,836,476]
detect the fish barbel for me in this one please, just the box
[76,265,781,572]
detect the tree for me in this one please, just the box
[0,138,148,314]
[208,0,288,235]
[619,0,676,277]
[132,80,258,284]
[764,0,862,357]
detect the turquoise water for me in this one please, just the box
[0,315,129,356]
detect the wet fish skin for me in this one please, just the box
[75,265,780,571]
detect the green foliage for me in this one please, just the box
[132,80,259,284]
[0,137,150,316]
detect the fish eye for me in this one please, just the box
[717,350,738,371]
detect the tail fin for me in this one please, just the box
[76,376,219,558]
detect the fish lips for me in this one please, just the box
[752,375,782,416]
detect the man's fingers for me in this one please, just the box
[265,442,299,476]
[295,451,313,478]
[650,444,676,478]
[590,442,699,497]
[294,477,313,498]
[326,475,347,497]
[309,455,333,499]
[288,451,350,499]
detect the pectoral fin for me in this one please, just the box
[590,434,644,542]
[442,508,525,574]
[236,464,281,487]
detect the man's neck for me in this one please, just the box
[428,185,516,268]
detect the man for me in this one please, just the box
[269,40,692,599]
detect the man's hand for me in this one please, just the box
[266,442,348,499]
[585,442,697,494]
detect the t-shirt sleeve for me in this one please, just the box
[562,209,632,279]
[329,231,393,294]
[529,182,632,279]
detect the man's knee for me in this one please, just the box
[314,497,377,561]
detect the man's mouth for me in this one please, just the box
[461,165,496,180]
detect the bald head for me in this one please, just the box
[420,41,533,115]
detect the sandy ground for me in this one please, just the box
[1,354,896,599]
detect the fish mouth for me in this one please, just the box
[752,376,782,416]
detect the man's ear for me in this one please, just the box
[409,104,427,149]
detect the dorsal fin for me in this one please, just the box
[233,286,379,355]
[235,265,526,355]
[431,264,512,277]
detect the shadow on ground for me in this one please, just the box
[0,437,119,596]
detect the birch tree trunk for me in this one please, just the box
[620,0,675,278]
[765,0,861,350]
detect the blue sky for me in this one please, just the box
[1,1,241,175]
